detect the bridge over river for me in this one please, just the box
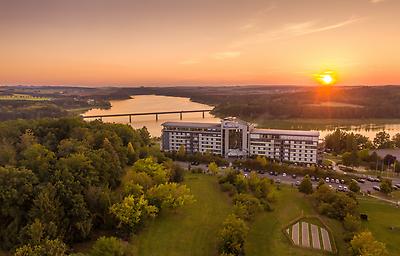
[81,109,213,123]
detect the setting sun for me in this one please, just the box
[316,71,337,86]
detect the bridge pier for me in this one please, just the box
[180,112,183,120]
[202,111,205,118]
[156,114,159,121]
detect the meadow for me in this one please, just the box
[131,174,233,255]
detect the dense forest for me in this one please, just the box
[125,85,400,120]
[0,118,191,255]
[3,85,400,121]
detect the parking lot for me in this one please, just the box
[176,161,400,195]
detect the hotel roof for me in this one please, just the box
[252,128,319,137]
[162,121,221,129]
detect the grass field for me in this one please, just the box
[358,197,400,255]
[0,94,50,101]
[131,173,233,256]
[245,186,346,256]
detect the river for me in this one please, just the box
[83,95,400,139]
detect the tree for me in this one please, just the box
[392,133,400,148]
[146,183,194,210]
[373,131,393,149]
[126,142,137,165]
[232,194,262,221]
[299,175,313,194]
[255,156,267,169]
[0,140,16,166]
[383,154,396,166]
[343,214,361,233]
[349,180,360,193]
[380,179,393,194]
[177,145,186,158]
[89,236,127,256]
[132,158,168,185]
[208,162,219,175]
[342,151,359,166]
[14,239,67,256]
[217,214,249,256]
[110,195,158,231]
[20,143,55,179]
[350,231,388,256]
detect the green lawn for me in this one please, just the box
[131,173,233,256]
[358,197,400,255]
[246,186,346,256]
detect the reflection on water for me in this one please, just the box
[84,95,400,139]
[83,95,220,137]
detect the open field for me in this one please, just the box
[246,186,345,256]
[0,94,50,101]
[358,197,400,255]
[131,173,233,256]
[70,176,400,256]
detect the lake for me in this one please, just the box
[83,95,400,139]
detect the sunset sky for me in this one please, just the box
[1,0,399,86]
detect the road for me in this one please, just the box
[176,161,400,197]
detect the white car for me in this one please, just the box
[282,173,287,177]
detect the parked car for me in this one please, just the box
[295,181,300,186]
[311,176,316,181]
[269,171,274,176]
[373,186,381,191]
[358,179,366,183]
[337,185,343,191]
[335,179,340,184]
[190,161,199,166]
[325,177,330,183]
[395,184,400,189]
[343,186,348,192]
[292,174,297,179]
[340,179,345,184]
[282,172,287,177]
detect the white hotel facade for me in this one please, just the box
[161,117,321,164]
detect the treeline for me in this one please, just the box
[325,129,400,170]
[195,86,400,120]
[0,118,192,255]
[216,169,276,256]
[0,101,68,121]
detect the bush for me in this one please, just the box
[232,194,262,221]
[343,214,361,233]
[313,185,358,220]
[217,214,248,256]
[90,236,128,256]
[220,182,237,196]
[298,175,313,194]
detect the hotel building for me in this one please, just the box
[161,117,321,164]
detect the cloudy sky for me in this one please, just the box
[1,0,399,86]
